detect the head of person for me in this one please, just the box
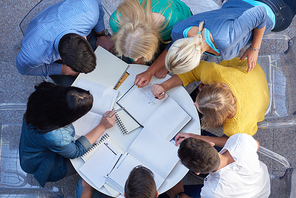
[165,35,203,74]
[195,82,237,129]
[178,137,220,174]
[113,23,160,63]
[59,33,96,73]
[112,0,163,63]
[25,82,93,133]
[124,165,158,198]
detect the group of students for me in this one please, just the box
[16,0,296,197]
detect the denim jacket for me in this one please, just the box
[19,119,92,187]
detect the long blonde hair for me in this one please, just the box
[196,83,237,130]
[112,0,169,62]
[166,22,204,74]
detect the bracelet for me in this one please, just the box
[249,46,260,51]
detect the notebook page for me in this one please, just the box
[72,46,129,89]
[73,111,102,138]
[128,127,179,178]
[117,83,168,124]
[79,142,120,189]
[143,97,192,141]
[106,153,165,195]
[75,78,118,115]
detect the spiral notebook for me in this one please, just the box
[114,103,142,135]
[81,133,110,162]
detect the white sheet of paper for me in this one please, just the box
[76,78,118,115]
[73,111,102,138]
[79,142,120,189]
[127,127,179,178]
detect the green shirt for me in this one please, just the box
[109,0,191,41]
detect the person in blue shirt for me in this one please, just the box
[135,0,296,87]
[16,0,113,85]
[19,82,116,187]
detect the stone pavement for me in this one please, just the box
[0,0,295,197]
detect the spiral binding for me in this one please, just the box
[81,133,110,159]
[115,111,128,135]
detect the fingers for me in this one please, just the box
[134,74,148,88]
[151,84,166,99]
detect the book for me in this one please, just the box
[105,127,180,195]
[72,46,129,89]
[79,140,122,190]
[117,82,192,140]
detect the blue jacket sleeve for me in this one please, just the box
[16,48,62,76]
[94,0,105,33]
[47,136,92,159]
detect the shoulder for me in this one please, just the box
[43,125,75,146]
[223,133,258,155]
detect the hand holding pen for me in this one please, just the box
[151,84,166,100]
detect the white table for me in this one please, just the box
[71,64,200,196]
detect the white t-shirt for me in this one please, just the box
[201,133,270,198]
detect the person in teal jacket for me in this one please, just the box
[109,0,191,76]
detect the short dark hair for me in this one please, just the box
[25,82,93,133]
[178,138,220,174]
[124,166,157,198]
[58,33,96,73]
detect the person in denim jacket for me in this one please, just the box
[19,82,115,187]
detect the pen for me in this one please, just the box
[103,107,125,117]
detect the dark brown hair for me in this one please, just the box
[178,137,220,174]
[124,165,157,198]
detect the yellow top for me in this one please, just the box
[178,58,269,136]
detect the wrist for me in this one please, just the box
[249,46,260,51]
[96,29,108,37]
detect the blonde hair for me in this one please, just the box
[196,83,237,130]
[165,21,204,74]
[112,0,169,62]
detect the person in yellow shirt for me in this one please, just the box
[152,57,269,136]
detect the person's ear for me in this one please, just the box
[155,190,159,197]
[209,142,215,147]
[83,36,87,40]
[124,193,126,197]
[195,172,200,175]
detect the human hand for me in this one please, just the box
[175,132,193,146]
[134,70,154,87]
[240,47,258,73]
[62,64,79,76]
[99,111,116,130]
[151,84,166,100]
[96,36,114,53]
[154,66,168,79]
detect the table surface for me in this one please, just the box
[71,64,200,196]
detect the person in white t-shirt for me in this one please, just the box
[175,132,270,198]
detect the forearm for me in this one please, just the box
[161,75,183,91]
[146,49,167,74]
[251,25,266,50]
[84,124,106,145]
[191,134,228,147]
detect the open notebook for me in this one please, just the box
[105,127,180,195]
[72,78,118,139]
[117,83,192,140]
[79,139,122,190]
[72,46,129,89]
